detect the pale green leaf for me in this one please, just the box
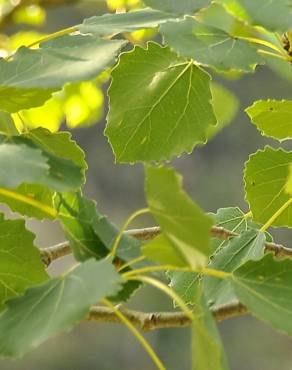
[77,8,175,36]
[145,166,213,267]
[0,258,123,358]
[231,254,292,336]
[0,216,48,310]
[246,100,292,141]
[106,42,216,163]
[244,146,292,227]
[192,286,229,370]
[286,165,292,194]
[143,234,187,266]
[208,83,239,140]
[0,111,19,135]
[160,18,261,72]
[143,0,211,14]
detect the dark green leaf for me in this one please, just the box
[78,8,175,36]
[0,258,123,358]
[0,35,125,112]
[204,229,266,308]
[160,18,261,72]
[143,0,211,15]
[236,0,292,32]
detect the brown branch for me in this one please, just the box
[41,225,292,266]
[87,302,248,331]
[0,0,78,31]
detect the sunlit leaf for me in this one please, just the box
[145,165,213,267]
[106,42,216,162]
[246,100,292,141]
[244,146,292,227]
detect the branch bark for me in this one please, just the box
[41,225,292,266]
[87,302,248,331]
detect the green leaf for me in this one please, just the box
[56,192,143,263]
[192,286,229,370]
[197,2,256,37]
[0,142,49,189]
[0,35,125,113]
[0,216,48,310]
[0,184,54,220]
[56,192,142,303]
[0,258,123,358]
[143,234,187,266]
[235,0,292,32]
[168,207,248,305]
[285,165,292,194]
[168,270,199,305]
[25,128,87,169]
[145,166,213,267]
[106,42,216,163]
[0,111,19,135]
[244,146,292,227]
[204,229,266,308]
[160,18,261,72]
[207,83,239,140]
[210,207,248,252]
[77,8,175,36]
[143,0,211,15]
[231,254,292,337]
[8,131,86,192]
[246,100,292,141]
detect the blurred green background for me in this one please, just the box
[0,1,292,369]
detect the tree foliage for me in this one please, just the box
[0,0,291,369]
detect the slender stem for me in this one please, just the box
[123,265,230,280]
[118,255,145,272]
[27,27,76,48]
[244,211,253,219]
[102,299,166,370]
[0,188,57,218]
[239,36,287,56]
[258,49,289,61]
[16,113,28,133]
[127,275,194,321]
[108,208,150,258]
[260,198,292,232]
[6,26,76,60]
